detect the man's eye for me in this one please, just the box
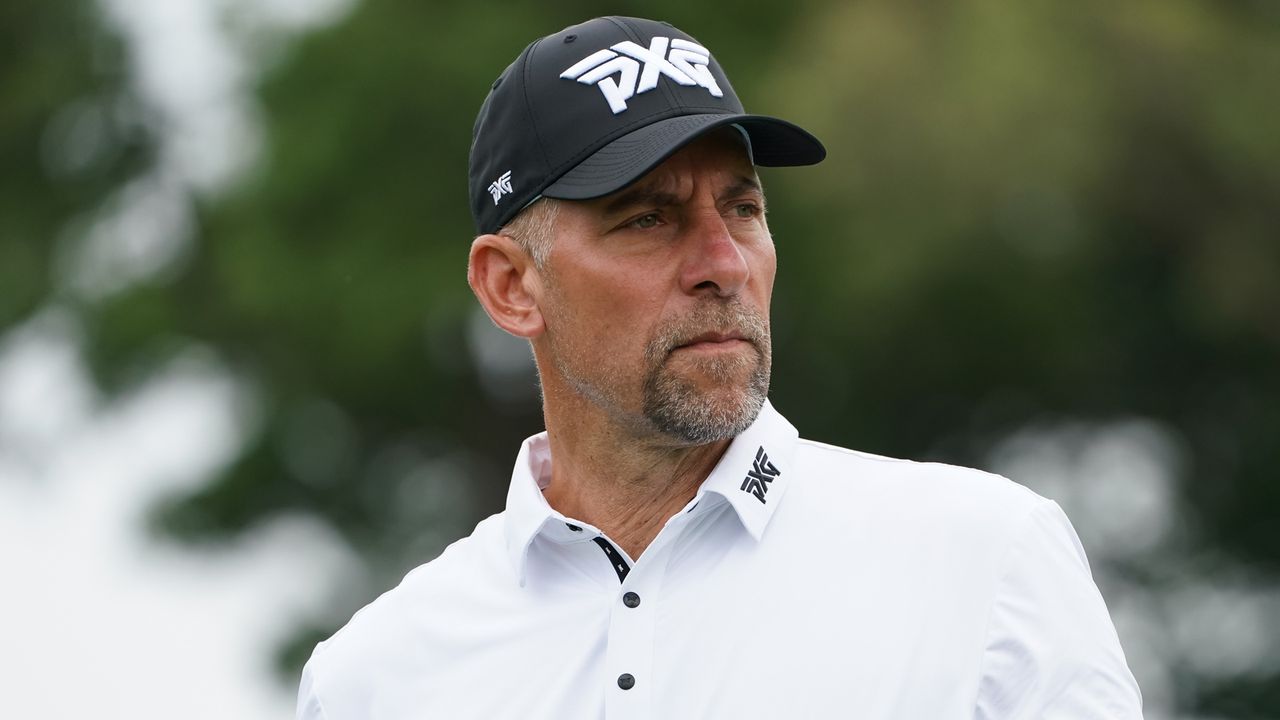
[631,213,660,229]
[734,203,761,218]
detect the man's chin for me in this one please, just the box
[641,372,768,446]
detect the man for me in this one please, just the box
[297,16,1142,719]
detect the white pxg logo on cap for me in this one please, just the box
[467,16,825,236]
[560,36,724,114]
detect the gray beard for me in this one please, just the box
[549,298,772,446]
[641,333,770,444]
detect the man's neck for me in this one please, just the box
[540,407,731,560]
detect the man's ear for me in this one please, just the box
[467,234,545,339]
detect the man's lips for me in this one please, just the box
[673,331,751,352]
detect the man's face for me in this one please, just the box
[535,129,775,445]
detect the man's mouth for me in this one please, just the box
[673,331,752,353]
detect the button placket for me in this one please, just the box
[601,513,693,720]
[603,576,654,718]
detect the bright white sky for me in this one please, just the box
[0,311,357,720]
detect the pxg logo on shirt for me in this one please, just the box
[740,446,780,504]
[560,36,724,114]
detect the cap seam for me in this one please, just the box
[603,16,634,38]
[522,36,555,202]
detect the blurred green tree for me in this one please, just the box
[1,0,151,326]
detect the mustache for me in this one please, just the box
[646,301,770,359]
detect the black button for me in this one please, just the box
[567,524,582,532]
[617,673,635,690]
[622,592,641,608]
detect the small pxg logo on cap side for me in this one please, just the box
[560,36,724,114]
[488,170,512,205]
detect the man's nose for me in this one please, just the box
[678,211,750,297]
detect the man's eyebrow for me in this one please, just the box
[603,175,764,215]
[719,176,764,204]
[601,186,679,216]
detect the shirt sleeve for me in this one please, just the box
[296,652,328,720]
[973,499,1143,719]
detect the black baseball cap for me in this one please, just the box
[468,16,826,235]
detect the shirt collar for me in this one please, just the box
[690,399,799,541]
[502,400,800,585]
[501,431,560,587]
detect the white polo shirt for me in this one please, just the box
[297,401,1142,719]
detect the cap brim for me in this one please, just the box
[541,113,825,201]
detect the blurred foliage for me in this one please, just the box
[4,0,1279,714]
[0,0,150,326]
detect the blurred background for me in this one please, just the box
[2,0,1278,717]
